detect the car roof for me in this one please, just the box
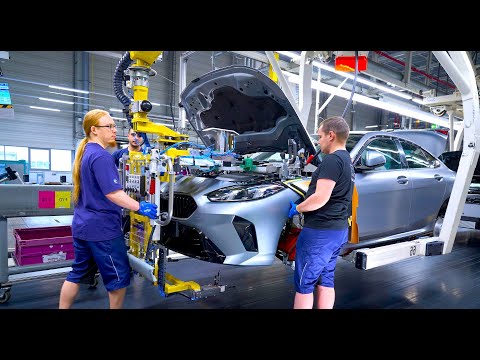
[359,129,448,157]
[311,129,447,158]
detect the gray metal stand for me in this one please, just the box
[0,184,75,303]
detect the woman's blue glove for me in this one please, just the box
[288,200,299,218]
[138,201,158,219]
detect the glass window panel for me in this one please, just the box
[51,149,72,172]
[360,138,402,171]
[0,145,4,160]
[4,146,28,161]
[399,139,437,169]
[30,149,50,170]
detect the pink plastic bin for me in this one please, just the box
[14,226,74,266]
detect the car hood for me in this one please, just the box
[179,65,316,156]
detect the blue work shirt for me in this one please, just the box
[72,142,124,241]
[112,147,130,168]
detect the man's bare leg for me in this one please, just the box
[59,280,80,309]
[314,285,335,309]
[293,292,314,309]
[108,287,127,309]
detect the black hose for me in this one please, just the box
[169,102,177,131]
[114,51,134,130]
[113,52,151,149]
[114,51,133,108]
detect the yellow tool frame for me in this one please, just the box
[124,51,215,298]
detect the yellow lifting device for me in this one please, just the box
[115,51,224,299]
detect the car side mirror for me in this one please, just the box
[434,159,441,168]
[355,149,386,171]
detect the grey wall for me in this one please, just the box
[0,50,388,151]
[1,51,76,150]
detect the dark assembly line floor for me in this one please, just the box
[3,230,480,311]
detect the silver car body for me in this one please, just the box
[345,130,454,251]
[159,66,456,265]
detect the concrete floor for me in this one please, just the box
[3,215,480,309]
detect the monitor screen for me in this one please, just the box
[0,83,12,105]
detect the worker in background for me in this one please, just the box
[59,109,158,310]
[112,128,144,235]
[288,116,354,309]
[111,127,145,234]
[112,127,144,168]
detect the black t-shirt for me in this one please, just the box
[303,149,355,230]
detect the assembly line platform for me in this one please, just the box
[1,228,480,309]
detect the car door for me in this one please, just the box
[354,136,412,240]
[397,138,447,231]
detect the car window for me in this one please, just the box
[359,137,402,171]
[346,133,364,152]
[311,133,363,153]
[399,139,437,169]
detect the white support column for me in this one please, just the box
[179,52,195,130]
[316,78,348,121]
[433,51,480,254]
[349,51,480,270]
[448,109,455,151]
[454,123,464,151]
[299,51,313,126]
[314,69,321,132]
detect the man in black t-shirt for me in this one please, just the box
[288,116,355,309]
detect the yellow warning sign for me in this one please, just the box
[55,191,71,208]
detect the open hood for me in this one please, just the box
[179,65,316,156]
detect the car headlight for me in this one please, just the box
[206,184,285,202]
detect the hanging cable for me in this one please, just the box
[169,102,177,131]
[341,51,359,118]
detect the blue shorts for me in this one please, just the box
[294,227,348,294]
[66,235,131,292]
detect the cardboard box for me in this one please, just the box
[14,226,74,266]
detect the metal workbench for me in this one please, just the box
[0,184,74,303]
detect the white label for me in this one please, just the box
[42,251,67,263]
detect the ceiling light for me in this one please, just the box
[47,91,90,100]
[48,85,89,94]
[109,108,123,113]
[30,106,60,112]
[284,72,457,130]
[112,116,127,121]
[365,124,388,129]
[39,97,74,105]
[277,51,414,101]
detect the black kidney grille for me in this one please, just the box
[160,194,197,218]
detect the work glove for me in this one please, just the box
[288,200,299,218]
[138,201,158,219]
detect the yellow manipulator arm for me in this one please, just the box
[129,51,163,68]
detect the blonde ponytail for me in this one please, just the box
[72,138,88,204]
[72,109,110,204]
